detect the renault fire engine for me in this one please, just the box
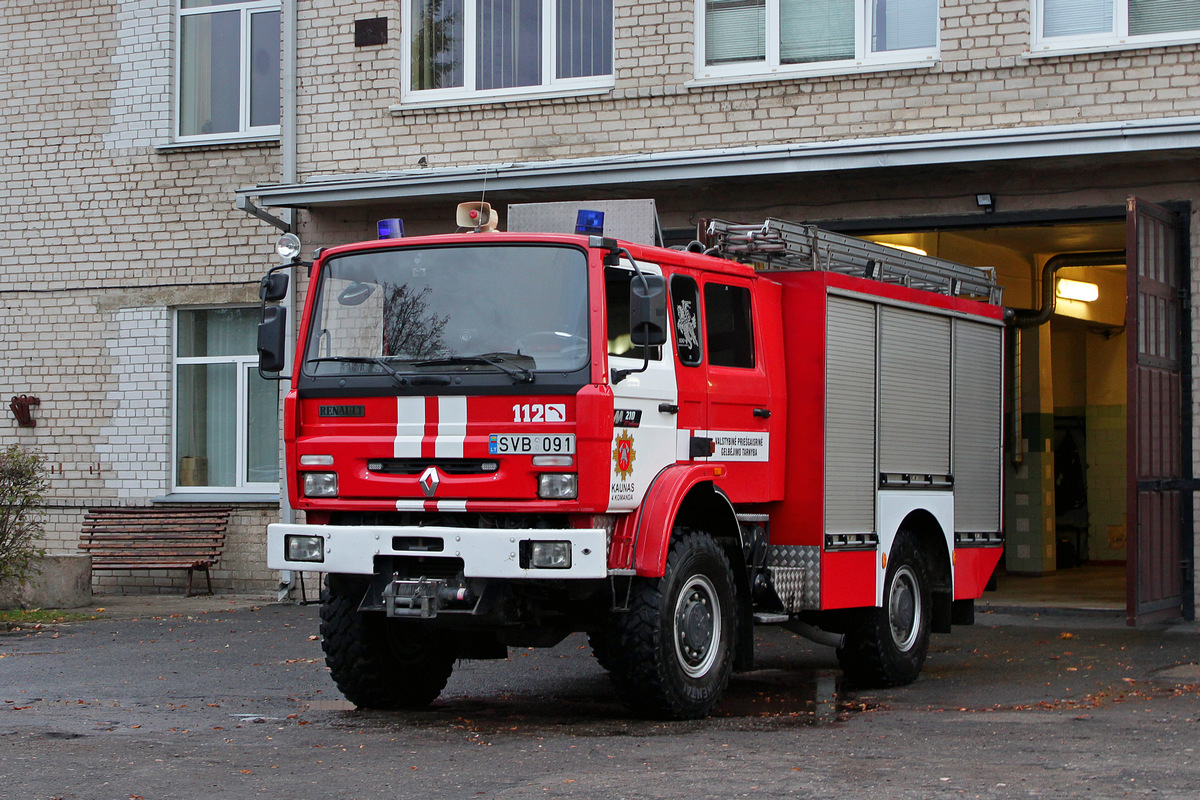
[258,202,1006,720]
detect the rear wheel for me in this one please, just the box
[836,531,931,688]
[319,575,457,709]
[607,530,737,719]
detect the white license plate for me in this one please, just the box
[488,434,576,455]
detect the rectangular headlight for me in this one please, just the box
[537,473,577,500]
[302,472,338,498]
[284,534,325,563]
[529,541,572,569]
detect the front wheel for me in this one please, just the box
[836,531,931,688]
[607,530,737,719]
[319,575,458,709]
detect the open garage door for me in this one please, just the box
[1126,197,1190,624]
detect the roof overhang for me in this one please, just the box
[238,116,1200,211]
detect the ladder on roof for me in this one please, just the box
[701,218,1004,305]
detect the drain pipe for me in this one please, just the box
[1010,250,1126,329]
[275,0,300,602]
[235,4,299,601]
[1007,251,1125,468]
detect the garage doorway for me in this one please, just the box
[859,200,1191,623]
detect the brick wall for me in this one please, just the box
[0,1,283,594]
[293,0,1200,175]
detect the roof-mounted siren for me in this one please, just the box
[377,218,405,239]
[575,209,605,236]
[457,201,500,232]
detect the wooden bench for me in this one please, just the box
[80,506,231,596]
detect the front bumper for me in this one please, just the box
[267,523,608,579]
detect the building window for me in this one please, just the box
[177,0,281,141]
[175,308,279,492]
[698,0,938,81]
[1033,0,1200,52]
[404,0,613,102]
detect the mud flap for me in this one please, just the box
[931,589,953,633]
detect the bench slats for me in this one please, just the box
[80,506,231,596]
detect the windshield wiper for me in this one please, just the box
[307,356,409,387]
[413,352,535,383]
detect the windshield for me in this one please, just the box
[303,244,590,382]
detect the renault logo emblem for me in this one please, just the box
[418,466,440,497]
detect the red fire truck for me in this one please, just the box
[258,203,1005,719]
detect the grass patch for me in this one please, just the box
[0,608,102,627]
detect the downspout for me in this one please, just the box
[277,0,300,599]
[234,3,299,599]
[1010,251,1126,329]
[1006,250,1126,467]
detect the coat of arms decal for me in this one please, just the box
[612,431,636,481]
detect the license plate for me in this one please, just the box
[488,434,576,455]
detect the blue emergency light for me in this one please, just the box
[377,218,405,239]
[575,210,605,236]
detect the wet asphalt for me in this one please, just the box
[1,598,1198,799]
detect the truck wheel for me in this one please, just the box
[319,575,457,710]
[836,531,931,688]
[587,629,617,672]
[608,530,737,719]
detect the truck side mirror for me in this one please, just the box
[260,272,289,303]
[258,305,288,375]
[629,274,667,347]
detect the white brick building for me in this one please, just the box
[3,0,1198,620]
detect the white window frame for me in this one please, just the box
[694,0,939,84]
[1030,0,1200,56]
[172,307,279,494]
[175,0,281,144]
[400,0,615,106]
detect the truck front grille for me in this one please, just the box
[367,458,499,475]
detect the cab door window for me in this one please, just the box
[670,275,703,366]
[606,267,661,361]
[703,283,755,368]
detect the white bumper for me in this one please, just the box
[267,523,609,579]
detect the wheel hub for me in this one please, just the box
[680,593,713,656]
[674,575,721,677]
[888,565,920,651]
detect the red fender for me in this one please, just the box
[631,464,734,577]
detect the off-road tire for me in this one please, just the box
[319,575,457,709]
[587,629,618,672]
[607,530,737,720]
[836,531,931,688]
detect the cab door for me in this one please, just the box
[700,276,774,503]
[668,273,707,460]
[605,263,678,512]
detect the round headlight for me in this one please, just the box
[276,233,303,261]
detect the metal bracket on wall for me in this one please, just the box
[9,395,40,427]
[235,196,291,233]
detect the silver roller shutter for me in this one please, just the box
[825,297,877,533]
[953,320,1003,532]
[879,307,951,475]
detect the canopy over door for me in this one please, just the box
[1126,197,1191,624]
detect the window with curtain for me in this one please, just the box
[1036,0,1200,49]
[178,0,280,141]
[406,0,613,99]
[175,308,279,492]
[700,0,937,78]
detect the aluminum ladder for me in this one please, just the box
[701,218,1003,305]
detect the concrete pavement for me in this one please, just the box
[2,592,1197,799]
